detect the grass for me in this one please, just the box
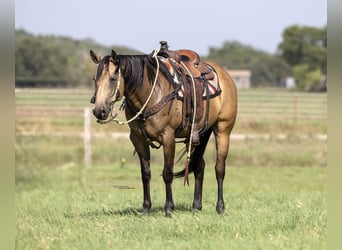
[16,165,327,250]
[15,134,327,179]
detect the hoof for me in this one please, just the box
[216,201,225,214]
[192,200,202,211]
[164,202,174,217]
[142,208,150,215]
[165,211,172,217]
[216,207,225,214]
[142,202,151,215]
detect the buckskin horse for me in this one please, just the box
[89,41,237,216]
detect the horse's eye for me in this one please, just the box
[110,77,116,83]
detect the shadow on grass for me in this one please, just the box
[66,202,193,219]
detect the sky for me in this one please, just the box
[15,0,327,55]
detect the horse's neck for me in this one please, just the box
[124,77,165,113]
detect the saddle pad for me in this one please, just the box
[158,57,221,100]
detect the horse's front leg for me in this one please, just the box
[130,133,151,214]
[139,153,151,214]
[162,136,176,217]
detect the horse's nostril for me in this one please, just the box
[100,107,107,119]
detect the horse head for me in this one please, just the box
[89,50,124,121]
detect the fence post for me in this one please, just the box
[293,94,298,123]
[84,108,91,167]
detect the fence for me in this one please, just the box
[15,88,327,121]
[16,88,327,166]
[237,90,327,121]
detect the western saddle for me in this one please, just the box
[157,41,215,145]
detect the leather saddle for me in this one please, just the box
[157,41,214,80]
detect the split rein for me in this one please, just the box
[97,48,161,125]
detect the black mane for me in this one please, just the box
[116,54,176,91]
[117,55,148,91]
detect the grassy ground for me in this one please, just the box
[16,164,326,250]
[15,134,327,179]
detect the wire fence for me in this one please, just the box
[16,88,327,121]
[237,90,327,121]
[15,88,327,166]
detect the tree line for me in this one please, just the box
[15,25,326,91]
[15,29,141,88]
[206,25,326,91]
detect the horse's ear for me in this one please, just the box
[111,50,119,65]
[90,50,101,64]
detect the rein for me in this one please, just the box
[98,48,161,125]
[180,61,197,186]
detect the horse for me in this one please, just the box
[89,44,237,217]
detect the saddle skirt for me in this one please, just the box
[158,56,221,100]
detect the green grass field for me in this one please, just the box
[16,164,326,250]
[15,88,327,249]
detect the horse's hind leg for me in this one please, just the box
[192,158,205,211]
[191,129,212,211]
[214,128,233,214]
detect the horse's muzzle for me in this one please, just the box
[93,105,110,120]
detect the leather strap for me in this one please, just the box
[141,88,179,119]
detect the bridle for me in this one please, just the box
[97,68,123,124]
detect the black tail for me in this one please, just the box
[173,145,190,178]
[173,164,195,178]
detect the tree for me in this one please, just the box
[16,34,69,86]
[15,29,143,88]
[278,25,326,91]
[207,41,291,87]
[293,64,322,91]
